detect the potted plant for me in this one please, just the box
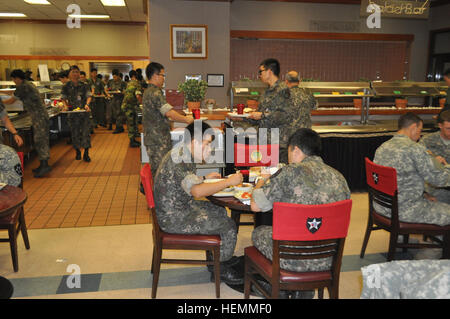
[178,79,208,111]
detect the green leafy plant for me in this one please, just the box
[177,79,208,102]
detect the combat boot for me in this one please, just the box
[33,160,52,178]
[83,148,91,162]
[75,148,81,160]
[129,138,140,148]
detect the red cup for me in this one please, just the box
[237,104,245,115]
[192,108,201,119]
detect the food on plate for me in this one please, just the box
[241,192,251,199]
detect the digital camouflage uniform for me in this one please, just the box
[88,78,106,126]
[419,131,450,204]
[245,80,291,164]
[107,79,127,129]
[14,80,50,161]
[121,79,142,138]
[61,81,92,150]
[142,83,173,177]
[288,85,317,130]
[154,148,237,262]
[361,260,450,299]
[251,155,351,272]
[374,134,450,225]
[0,144,22,187]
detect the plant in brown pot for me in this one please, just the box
[178,79,208,112]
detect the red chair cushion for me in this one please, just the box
[140,164,155,209]
[162,232,221,247]
[372,211,450,231]
[245,246,331,283]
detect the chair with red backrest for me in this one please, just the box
[360,157,450,261]
[232,142,279,231]
[140,163,221,298]
[244,199,352,299]
[0,151,30,272]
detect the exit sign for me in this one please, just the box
[360,0,430,19]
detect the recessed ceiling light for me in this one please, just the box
[68,14,110,19]
[100,0,126,6]
[24,0,51,4]
[0,13,27,17]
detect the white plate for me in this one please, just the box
[227,112,250,118]
[0,183,7,190]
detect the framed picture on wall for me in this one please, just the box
[170,24,208,60]
[207,74,224,87]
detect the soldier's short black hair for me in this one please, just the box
[288,128,322,157]
[443,69,450,77]
[438,110,450,123]
[112,69,120,76]
[259,58,280,77]
[398,112,423,130]
[129,70,138,78]
[10,69,26,80]
[90,68,97,73]
[57,70,69,79]
[80,71,86,76]
[70,65,80,72]
[184,121,215,146]
[136,68,142,75]
[97,74,103,79]
[146,62,164,80]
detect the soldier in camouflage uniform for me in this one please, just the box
[87,68,107,128]
[250,128,350,298]
[142,62,193,177]
[242,59,292,164]
[121,70,142,148]
[3,69,51,178]
[285,71,317,129]
[153,121,244,284]
[106,69,126,131]
[374,113,450,226]
[0,144,22,187]
[419,110,450,204]
[361,260,450,299]
[0,99,23,147]
[60,65,93,163]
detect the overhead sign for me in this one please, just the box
[361,0,430,19]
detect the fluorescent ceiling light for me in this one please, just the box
[0,13,27,17]
[24,0,51,4]
[100,0,126,6]
[68,14,110,19]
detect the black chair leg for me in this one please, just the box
[387,233,398,261]
[8,224,18,272]
[19,210,30,249]
[402,234,409,253]
[360,221,373,258]
[231,210,241,233]
[151,246,162,298]
[212,247,220,299]
[442,232,450,259]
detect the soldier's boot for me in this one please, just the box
[112,127,124,134]
[75,148,81,160]
[107,124,113,130]
[129,138,140,148]
[83,148,91,163]
[33,160,52,178]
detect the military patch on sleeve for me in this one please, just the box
[306,217,322,234]
[14,163,23,177]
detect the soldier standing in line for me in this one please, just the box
[79,71,88,84]
[284,71,317,129]
[374,112,450,226]
[419,110,450,204]
[142,62,194,177]
[238,58,292,164]
[250,128,351,298]
[88,68,107,129]
[0,143,22,187]
[60,65,93,163]
[121,70,142,148]
[106,69,126,132]
[3,69,51,178]
[0,99,23,147]
[154,121,244,285]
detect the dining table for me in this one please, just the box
[0,185,28,299]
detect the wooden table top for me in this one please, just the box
[0,185,27,218]
[207,195,252,212]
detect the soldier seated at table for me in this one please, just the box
[153,121,245,285]
[374,112,450,228]
[419,110,450,204]
[0,144,22,187]
[250,128,351,299]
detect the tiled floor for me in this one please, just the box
[0,126,441,299]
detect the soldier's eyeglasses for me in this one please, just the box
[258,69,266,75]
